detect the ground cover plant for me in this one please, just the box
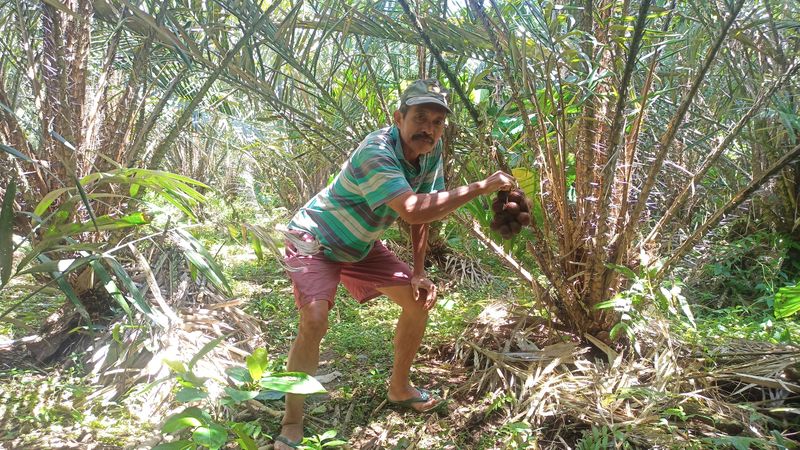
[2,0,800,448]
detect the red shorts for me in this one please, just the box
[284,233,413,310]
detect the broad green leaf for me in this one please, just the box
[226,366,253,384]
[152,440,194,450]
[176,387,208,402]
[129,183,140,197]
[223,386,259,403]
[255,390,284,401]
[162,407,211,433]
[231,423,258,450]
[246,348,269,381]
[320,430,338,440]
[188,334,226,369]
[0,180,16,286]
[192,423,227,449]
[260,372,326,395]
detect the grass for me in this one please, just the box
[0,364,152,447]
[217,234,525,448]
[1,222,798,449]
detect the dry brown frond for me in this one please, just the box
[453,303,797,447]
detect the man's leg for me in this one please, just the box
[376,285,439,411]
[276,299,330,449]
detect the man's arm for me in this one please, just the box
[387,171,514,225]
[411,223,428,277]
[410,223,437,309]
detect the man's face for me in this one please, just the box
[394,104,448,160]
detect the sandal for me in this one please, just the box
[387,387,444,413]
[274,435,301,449]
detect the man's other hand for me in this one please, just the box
[483,171,515,193]
[411,274,438,310]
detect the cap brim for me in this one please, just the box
[405,97,452,114]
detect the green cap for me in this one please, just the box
[400,79,452,114]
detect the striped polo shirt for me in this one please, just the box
[288,125,444,262]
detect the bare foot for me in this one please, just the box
[274,422,303,449]
[387,385,440,412]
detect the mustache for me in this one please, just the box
[412,133,434,143]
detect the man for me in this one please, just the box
[275,79,514,449]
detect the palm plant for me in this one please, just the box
[8,0,797,344]
[0,0,239,357]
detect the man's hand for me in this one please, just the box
[411,274,438,310]
[482,170,515,193]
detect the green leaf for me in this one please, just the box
[33,187,73,218]
[604,263,637,281]
[320,430,337,440]
[17,256,94,276]
[0,144,32,162]
[176,387,208,402]
[594,299,617,310]
[231,423,258,450]
[163,358,188,373]
[179,371,209,387]
[105,256,160,324]
[246,348,269,381]
[34,253,91,322]
[255,390,284,401]
[226,366,253,384]
[0,180,16,287]
[71,172,100,233]
[174,229,232,296]
[188,334,226,369]
[259,372,327,395]
[129,183,140,197]
[775,285,800,319]
[162,407,211,433]
[192,423,228,449]
[152,440,194,450]
[223,386,259,403]
[250,235,263,260]
[49,213,150,236]
[91,260,131,318]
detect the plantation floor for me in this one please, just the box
[2,237,798,449]
[226,241,529,449]
[0,239,530,449]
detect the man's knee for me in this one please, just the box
[298,300,330,341]
[402,299,429,319]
